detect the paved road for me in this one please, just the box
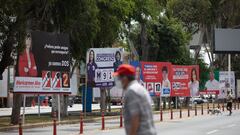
[0,104,121,116]
[1,109,240,135]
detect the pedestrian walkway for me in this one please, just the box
[1,105,234,135]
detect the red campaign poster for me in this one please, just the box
[188,65,200,97]
[171,65,199,97]
[141,62,172,97]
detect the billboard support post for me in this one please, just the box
[57,94,61,122]
[228,54,231,94]
[175,97,178,109]
[84,51,88,117]
[38,95,40,117]
[22,95,26,125]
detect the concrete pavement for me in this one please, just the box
[1,108,239,135]
[0,104,122,116]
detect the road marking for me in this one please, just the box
[206,130,218,135]
[227,124,236,128]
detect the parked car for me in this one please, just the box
[192,97,204,104]
[48,96,74,107]
[74,96,82,104]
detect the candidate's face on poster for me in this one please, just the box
[148,83,153,91]
[162,71,168,80]
[115,52,121,61]
[156,84,160,92]
[210,72,214,81]
[89,50,94,62]
[191,69,197,82]
[25,34,32,50]
[136,66,141,81]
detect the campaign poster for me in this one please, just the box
[130,61,145,86]
[171,65,190,97]
[237,79,240,98]
[188,65,200,97]
[86,48,123,87]
[141,62,172,97]
[0,69,8,97]
[204,70,220,94]
[14,31,71,93]
[219,71,235,99]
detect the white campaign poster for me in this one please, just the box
[0,69,8,97]
[237,79,240,98]
[14,76,71,93]
[219,71,235,99]
[86,48,123,87]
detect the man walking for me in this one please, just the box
[226,83,233,115]
[114,64,157,135]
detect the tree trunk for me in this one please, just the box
[11,93,22,124]
[51,94,68,117]
[61,95,68,117]
[140,23,149,61]
[100,88,106,112]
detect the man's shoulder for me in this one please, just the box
[126,81,146,96]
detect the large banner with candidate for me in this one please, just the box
[140,62,172,97]
[14,31,71,93]
[171,65,199,97]
[219,71,235,98]
[87,48,123,87]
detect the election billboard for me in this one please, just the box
[171,65,199,97]
[203,70,220,95]
[171,65,189,97]
[219,71,235,99]
[14,31,71,93]
[141,62,172,97]
[86,48,123,87]
[0,69,8,97]
[130,61,144,86]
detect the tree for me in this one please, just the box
[93,0,134,111]
[0,0,30,125]
[167,0,240,72]
[126,0,161,60]
[148,16,192,64]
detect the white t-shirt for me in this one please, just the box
[205,79,220,90]
[161,79,171,97]
[189,81,199,97]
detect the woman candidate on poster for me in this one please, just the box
[18,33,37,77]
[113,51,123,72]
[87,50,98,86]
[189,68,199,97]
[161,66,171,96]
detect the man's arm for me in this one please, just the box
[129,114,140,135]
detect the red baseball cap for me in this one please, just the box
[113,64,136,76]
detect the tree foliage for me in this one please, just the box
[148,16,192,64]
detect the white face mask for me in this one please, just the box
[114,77,123,89]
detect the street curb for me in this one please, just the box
[0,107,214,132]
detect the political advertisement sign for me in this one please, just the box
[219,71,235,98]
[130,61,144,86]
[0,69,8,97]
[86,48,123,87]
[14,31,71,93]
[141,62,172,97]
[171,65,199,97]
[171,65,190,97]
[188,65,200,97]
[204,70,220,95]
[237,79,240,98]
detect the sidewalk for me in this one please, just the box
[0,107,215,134]
[0,104,122,117]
